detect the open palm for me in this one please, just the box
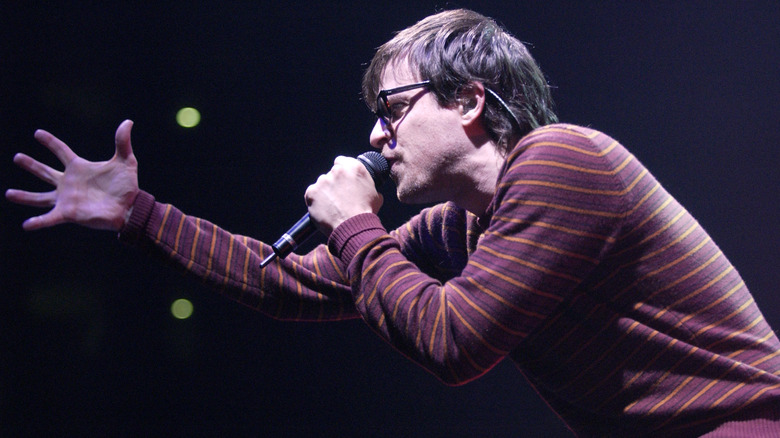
[6,120,140,232]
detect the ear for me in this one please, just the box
[457,82,487,128]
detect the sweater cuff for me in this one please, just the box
[118,190,156,245]
[327,213,387,263]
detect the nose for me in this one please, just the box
[369,118,392,150]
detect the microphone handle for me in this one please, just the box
[260,213,315,267]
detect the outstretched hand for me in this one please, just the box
[6,120,140,232]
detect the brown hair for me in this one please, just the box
[363,9,558,153]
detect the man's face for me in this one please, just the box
[370,60,470,205]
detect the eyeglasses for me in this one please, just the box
[373,80,523,133]
[374,80,431,127]
[483,87,523,132]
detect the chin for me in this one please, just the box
[395,184,438,205]
[395,186,419,205]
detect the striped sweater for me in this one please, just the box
[120,124,780,436]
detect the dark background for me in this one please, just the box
[2,1,778,436]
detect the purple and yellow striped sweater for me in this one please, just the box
[120,124,780,436]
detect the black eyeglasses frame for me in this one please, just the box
[374,80,431,127]
[373,80,523,132]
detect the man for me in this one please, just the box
[7,9,779,437]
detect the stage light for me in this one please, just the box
[176,107,201,128]
[171,298,194,319]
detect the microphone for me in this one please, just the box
[259,151,389,268]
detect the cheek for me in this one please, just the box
[395,101,457,157]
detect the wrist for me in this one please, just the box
[118,190,156,243]
[327,213,386,262]
[123,206,135,226]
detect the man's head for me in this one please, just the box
[363,9,558,154]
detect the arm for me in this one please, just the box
[316,126,626,384]
[7,121,358,321]
[120,190,358,321]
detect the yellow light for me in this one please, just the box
[176,107,201,128]
[171,298,194,319]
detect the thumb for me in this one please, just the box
[114,119,135,160]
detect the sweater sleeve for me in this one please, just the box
[119,190,358,321]
[327,125,628,385]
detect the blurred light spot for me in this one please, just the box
[171,298,194,319]
[176,107,201,128]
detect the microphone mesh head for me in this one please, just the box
[357,151,390,189]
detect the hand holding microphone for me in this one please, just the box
[260,151,389,267]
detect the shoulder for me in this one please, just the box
[493,123,639,214]
[503,123,634,176]
[512,124,622,158]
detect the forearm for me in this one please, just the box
[120,191,359,321]
[329,212,541,385]
[326,127,629,385]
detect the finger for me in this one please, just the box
[334,156,367,173]
[304,185,314,207]
[314,173,331,187]
[22,210,66,231]
[373,193,385,213]
[5,188,57,208]
[34,129,77,165]
[12,153,62,186]
[114,120,135,161]
[333,155,354,167]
